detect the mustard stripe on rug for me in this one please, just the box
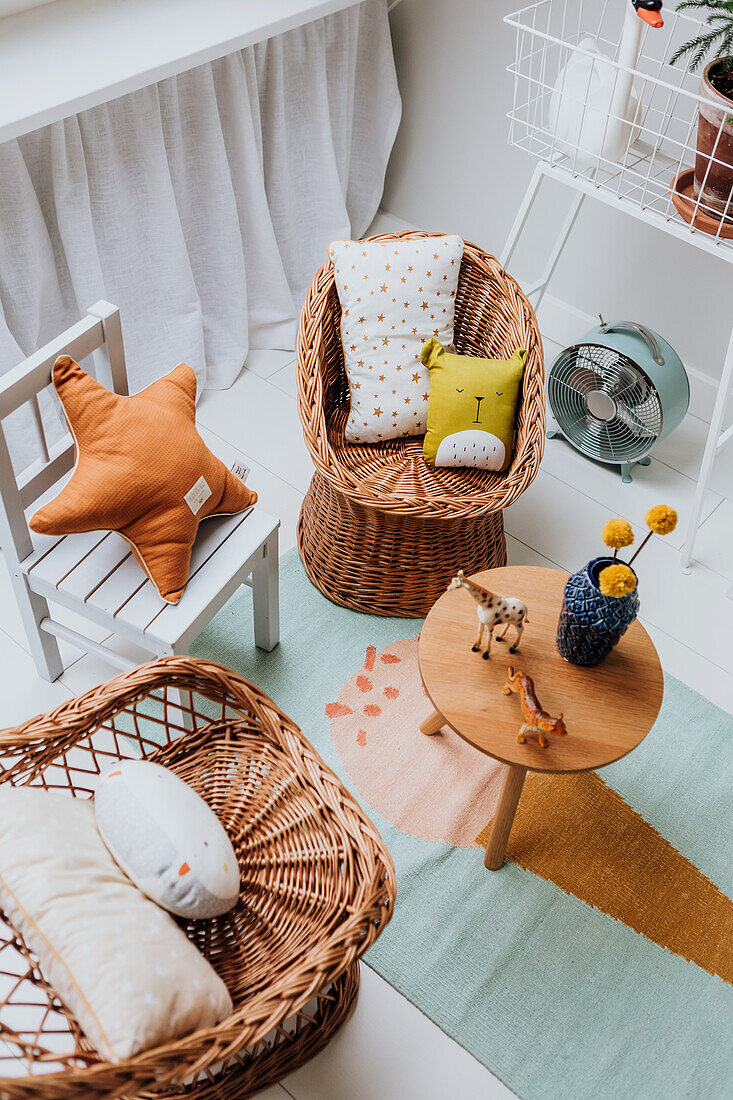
[193,549,733,1100]
[476,770,733,985]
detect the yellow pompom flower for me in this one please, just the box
[602,518,634,550]
[598,564,637,598]
[645,504,678,536]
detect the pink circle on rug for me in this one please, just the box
[327,637,505,848]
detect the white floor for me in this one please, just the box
[0,331,732,1098]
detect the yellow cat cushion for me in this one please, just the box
[421,338,526,472]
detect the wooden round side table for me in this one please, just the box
[418,566,664,870]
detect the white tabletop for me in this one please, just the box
[0,0,362,143]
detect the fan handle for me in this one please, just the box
[597,318,664,366]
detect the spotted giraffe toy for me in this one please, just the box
[448,570,529,659]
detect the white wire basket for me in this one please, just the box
[505,0,733,257]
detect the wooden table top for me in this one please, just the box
[418,566,664,774]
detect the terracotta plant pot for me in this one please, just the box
[694,59,733,221]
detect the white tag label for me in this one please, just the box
[184,475,212,515]
[230,459,250,483]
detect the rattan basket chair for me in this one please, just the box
[297,230,545,617]
[0,657,394,1099]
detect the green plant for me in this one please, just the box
[670,0,733,71]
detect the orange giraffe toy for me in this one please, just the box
[503,666,567,748]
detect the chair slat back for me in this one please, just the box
[0,302,128,564]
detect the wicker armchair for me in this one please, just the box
[0,658,394,1099]
[296,230,545,617]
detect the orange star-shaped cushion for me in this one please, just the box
[30,356,257,604]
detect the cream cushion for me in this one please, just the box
[95,760,239,919]
[329,234,464,443]
[0,788,233,1062]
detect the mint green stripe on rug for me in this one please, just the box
[193,548,733,1100]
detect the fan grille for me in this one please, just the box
[548,344,662,465]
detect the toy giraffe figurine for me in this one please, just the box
[448,570,529,659]
[503,666,567,748]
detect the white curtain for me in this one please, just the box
[0,0,400,468]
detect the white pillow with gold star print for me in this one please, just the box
[329,235,464,443]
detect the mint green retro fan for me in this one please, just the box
[547,318,689,483]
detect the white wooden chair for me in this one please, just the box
[0,301,279,683]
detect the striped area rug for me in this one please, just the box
[194,549,733,1100]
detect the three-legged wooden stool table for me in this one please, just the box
[418,566,663,870]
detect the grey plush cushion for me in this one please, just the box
[95,760,240,919]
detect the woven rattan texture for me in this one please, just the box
[296,230,545,617]
[0,657,394,1099]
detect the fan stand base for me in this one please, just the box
[621,456,651,483]
[546,429,652,483]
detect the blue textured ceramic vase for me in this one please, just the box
[556,556,639,667]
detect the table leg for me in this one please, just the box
[420,709,445,736]
[483,764,527,870]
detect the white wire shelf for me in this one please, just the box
[505,0,733,263]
